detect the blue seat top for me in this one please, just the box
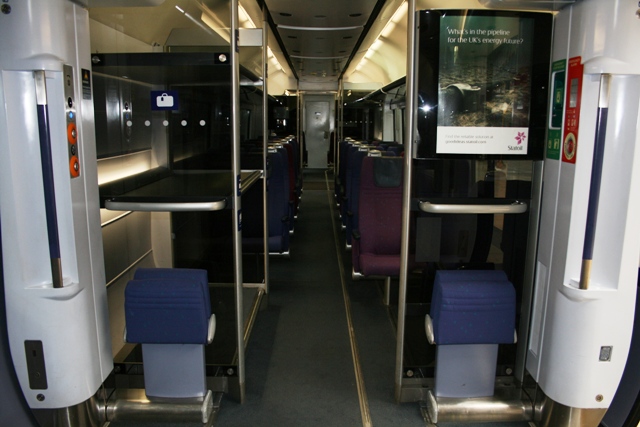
[125,268,211,344]
[431,271,515,345]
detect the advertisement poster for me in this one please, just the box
[436,15,534,155]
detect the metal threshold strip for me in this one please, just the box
[325,170,373,427]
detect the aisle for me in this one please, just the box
[216,170,362,426]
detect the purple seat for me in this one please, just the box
[352,156,404,276]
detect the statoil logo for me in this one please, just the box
[507,131,526,151]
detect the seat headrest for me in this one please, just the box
[373,157,403,188]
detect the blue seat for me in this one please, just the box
[267,148,291,253]
[426,270,516,398]
[335,139,352,204]
[344,148,368,246]
[125,268,215,403]
[341,144,364,227]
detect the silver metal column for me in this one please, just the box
[230,0,245,403]
[395,0,417,403]
[262,6,270,294]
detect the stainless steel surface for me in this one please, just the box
[262,10,270,294]
[230,0,246,404]
[419,200,528,214]
[50,394,106,427]
[104,200,226,212]
[106,388,219,426]
[536,394,607,427]
[102,211,151,285]
[424,384,534,424]
[515,160,544,382]
[395,0,416,404]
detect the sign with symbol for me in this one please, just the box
[151,90,179,111]
[562,57,583,164]
[81,69,92,100]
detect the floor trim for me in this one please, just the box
[325,170,373,427]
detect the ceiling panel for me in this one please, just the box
[263,0,386,85]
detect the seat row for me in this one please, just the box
[332,138,407,279]
[242,135,302,255]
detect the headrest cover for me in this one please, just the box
[373,157,403,188]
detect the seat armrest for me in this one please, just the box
[207,314,216,344]
[352,229,360,240]
[425,314,435,345]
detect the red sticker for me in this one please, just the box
[562,57,583,164]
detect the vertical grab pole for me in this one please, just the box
[230,0,245,402]
[579,74,611,290]
[395,0,417,402]
[262,6,270,293]
[34,70,63,289]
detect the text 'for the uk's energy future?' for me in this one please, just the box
[446,28,524,46]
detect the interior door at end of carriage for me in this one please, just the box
[304,100,331,169]
[404,9,552,376]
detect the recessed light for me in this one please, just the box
[343,36,352,39]
[349,13,362,18]
[288,35,297,39]
[280,12,292,17]
[314,15,326,18]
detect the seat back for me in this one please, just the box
[126,268,211,344]
[267,148,291,252]
[345,148,368,245]
[353,156,403,276]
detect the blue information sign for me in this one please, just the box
[151,90,179,111]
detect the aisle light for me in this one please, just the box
[353,1,408,72]
[199,3,288,75]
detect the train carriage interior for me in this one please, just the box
[1,0,640,427]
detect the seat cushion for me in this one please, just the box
[431,272,515,345]
[126,269,211,344]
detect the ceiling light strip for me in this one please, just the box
[290,55,349,60]
[277,25,363,31]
